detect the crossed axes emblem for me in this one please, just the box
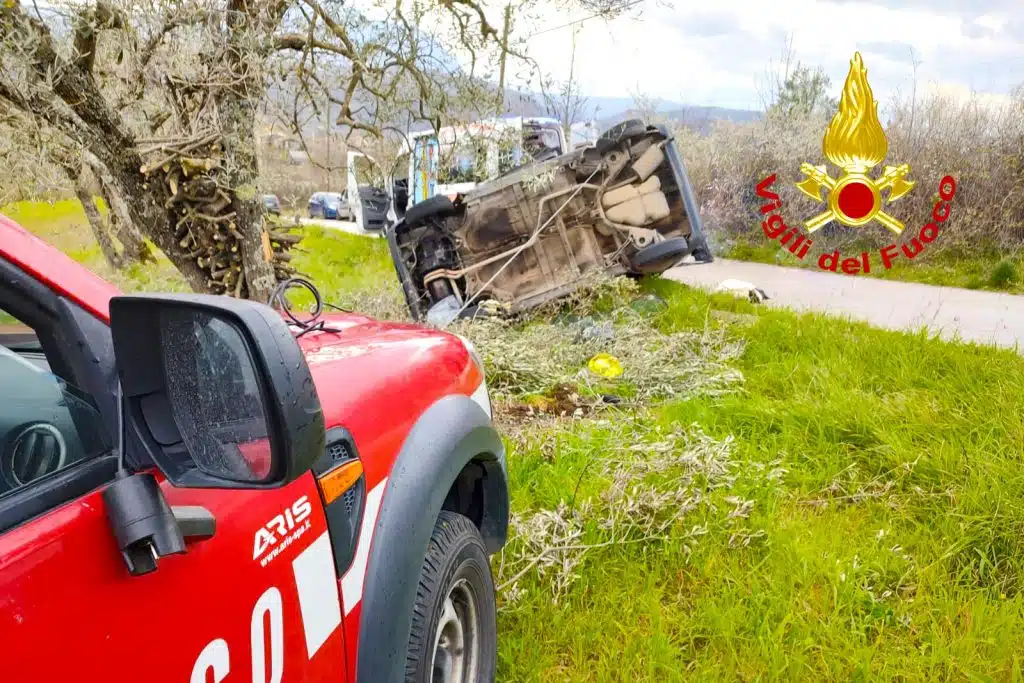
[795,163,915,235]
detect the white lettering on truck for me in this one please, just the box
[253,496,312,563]
[191,532,343,681]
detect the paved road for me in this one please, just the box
[296,217,382,239]
[665,258,1024,351]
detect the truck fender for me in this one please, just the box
[356,394,507,682]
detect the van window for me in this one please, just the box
[439,136,489,185]
[496,129,523,175]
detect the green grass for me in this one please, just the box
[497,282,1024,681]
[2,199,190,294]
[11,200,1024,680]
[726,238,1024,294]
[282,227,399,310]
[1,200,388,302]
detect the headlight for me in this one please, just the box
[456,334,490,418]
[456,334,485,373]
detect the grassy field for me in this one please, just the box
[9,202,1024,680]
[1,199,391,304]
[726,239,1024,295]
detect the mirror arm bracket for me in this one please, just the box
[172,505,216,542]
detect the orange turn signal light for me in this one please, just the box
[318,459,363,505]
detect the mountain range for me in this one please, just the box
[503,91,762,134]
[271,85,763,140]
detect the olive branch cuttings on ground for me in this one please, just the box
[496,422,786,606]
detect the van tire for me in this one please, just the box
[628,237,690,275]
[405,195,458,229]
[404,511,497,683]
[596,119,648,154]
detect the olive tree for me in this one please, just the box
[0,0,501,298]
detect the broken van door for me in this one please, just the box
[412,134,439,206]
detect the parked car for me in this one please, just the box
[262,193,282,215]
[387,119,714,322]
[308,191,352,221]
[0,213,507,682]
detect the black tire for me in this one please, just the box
[405,194,457,229]
[628,237,691,275]
[405,511,497,683]
[596,118,648,154]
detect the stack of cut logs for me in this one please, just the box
[140,132,302,297]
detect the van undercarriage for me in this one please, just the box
[387,121,713,323]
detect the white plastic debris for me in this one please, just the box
[713,278,770,304]
[425,295,462,326]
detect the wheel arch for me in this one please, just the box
[355,393,508,682]
[441,453,509,555]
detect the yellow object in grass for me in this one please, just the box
[587,353,623,379]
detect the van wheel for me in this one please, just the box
[405,195,458,229]
[628,237,690,275]
[405,511,497,683]
[596,118,648,154]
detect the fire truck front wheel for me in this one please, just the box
[404,511,498,683]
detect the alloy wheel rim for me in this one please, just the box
[431,578,480,683]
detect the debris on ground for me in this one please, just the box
[587,353,623,379]
[714,278,770,303]
[629,294,669,315]
[501,383,594,421]
[497,422,779,606]
[451,277,745,416]
[573,318,616,343]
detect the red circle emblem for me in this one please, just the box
[836,181,874,220]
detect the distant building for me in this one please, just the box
[258,127,302,151]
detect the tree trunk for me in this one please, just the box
[217,97,276,302]
[84,152,153,264]
[1,0,284,299]
[91,109,283,300]
[103,150,210,292]
[103,185,153,265]
[52,150,124,269]
[236,199,277,302]
[73,179,124,269]
[216,31,276,301]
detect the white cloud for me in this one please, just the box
[510,0,1023,110]
[927,83,1017,110]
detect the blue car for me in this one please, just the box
[307,191,352,221]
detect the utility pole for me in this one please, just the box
[325,91,332,192]
[497,3,513,113]
[562,24,579,140]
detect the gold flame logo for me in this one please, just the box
[795,52,914,234]
[823,53,887,172]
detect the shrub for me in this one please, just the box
[674,89,1024,259]
[988,259,1019,289]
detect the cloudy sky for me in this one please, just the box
[513,0,1023,111]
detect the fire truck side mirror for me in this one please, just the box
[108,293,326,490]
